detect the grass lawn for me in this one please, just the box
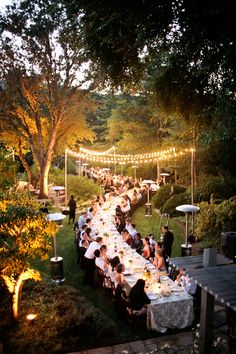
[29,202,186,349]
[131,203,185,257]
[32,217,157,346]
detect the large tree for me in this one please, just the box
[0,0,95,198]
[69,0,236,122]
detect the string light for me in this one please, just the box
[65,147,194,165]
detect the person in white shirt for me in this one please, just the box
[78,211,88,230]
[95,245,109,273]
[175,268,197,295]
[124,218,133,235]
[83,237,103,286]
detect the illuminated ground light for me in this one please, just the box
[26,313,37,324]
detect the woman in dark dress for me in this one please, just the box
[128,279,150,316]
[68,195,76,224]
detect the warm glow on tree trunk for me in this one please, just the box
[1,269,41,321]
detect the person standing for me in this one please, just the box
[68,195,76,224]
[83,237,103,286]
[162,225,174,257]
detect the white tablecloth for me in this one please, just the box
[146,290,193,333]
[91,198,194,333]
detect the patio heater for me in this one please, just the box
[176,204,200,256]
[48,212,66,283]
[160,172,170,184]
[142,180,155,216]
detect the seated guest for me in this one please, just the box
[87,206,95,219]
[128,279,151,316]
[85,218,97,238]
[124,217,132,235]
[130,189,138,205]
[115,216,125,234]
[175,268,197,295]
[154,241,163,252]
[78,211,88,230]
[80,227,93,245]
[114,283,129,320]
[115,263,125,288]
[148,234,156,257]
[95,245,109,273]
[77,239,89,267]
[131,233,143,255]
[153,249,167,272]
[142,237,151,260]
[120,196,131,215]
[129,223,138,239]
[122,229,132,246]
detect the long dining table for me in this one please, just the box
[91,197,194,333]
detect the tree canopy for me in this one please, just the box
[69,0,236,121]
[0,0,95,197]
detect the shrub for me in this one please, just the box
[49,173,102,202]
[196,176,234,202]
[195,197,236,248]
[6,282,117,354]
[152,184,186,210]
[162,192,191,216]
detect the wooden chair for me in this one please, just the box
[94,266,105,289]
[103,275,115,295]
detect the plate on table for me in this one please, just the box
[161,276,169,281]
[124,275,136,281]
[148,293,159,300]
[171,287,184,292]
[148,264,156,270]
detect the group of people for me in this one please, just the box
[68,168,178,322]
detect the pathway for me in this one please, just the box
[69,331,195,354]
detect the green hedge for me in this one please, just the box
[49,173,102,202]
[196,176,235,202]
[152,184,186,211]
[162,192,191,216]
[195,197,236,248]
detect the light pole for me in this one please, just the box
[65,149,68,204]
[120,162,125,175]
[132,165,138,181]
[75,160,81,176]
[82,162,89,176]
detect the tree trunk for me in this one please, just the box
[18,151,33,185]
[12,278,24,321]
[38,163,50,198]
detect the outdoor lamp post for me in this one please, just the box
[82,162,89,176]
[175,204,200,256]
[142,180,155,216]
[132,165,138,180]
[120,162,125,175]
[75,160,81,176]
[48,212,66,283]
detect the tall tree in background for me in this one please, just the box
[71,0,236,122]
[106,95,156,153]
[0,0,95,198]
